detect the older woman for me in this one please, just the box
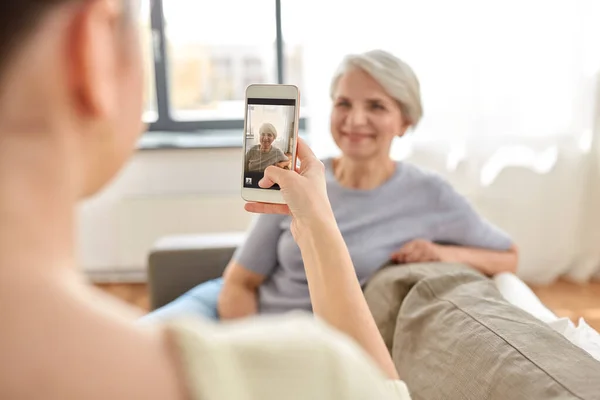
[245,122,289,172]
[144,49,518,322]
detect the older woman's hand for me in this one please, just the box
[244,138,335,239]
[391,239,446,264]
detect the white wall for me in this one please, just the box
[77,148,254,280]
[77,141,600,284]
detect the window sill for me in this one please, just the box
[137,130,243,150]
[137,129,309,151]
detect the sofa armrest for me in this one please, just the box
[364,263,600,399]
[147,232,246,310]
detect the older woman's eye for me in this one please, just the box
[370,102,386,111]
[335,101,350,108]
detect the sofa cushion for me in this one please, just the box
[364,263,600,400]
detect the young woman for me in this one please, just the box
[0,1,409,398]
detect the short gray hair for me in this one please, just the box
[259,122,278,138]
[330,49,423,128]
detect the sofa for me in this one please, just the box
[147,233,600,400]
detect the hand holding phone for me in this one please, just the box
[244,137,334,226]
[241,84,300,205]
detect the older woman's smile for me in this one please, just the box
[341,131,377,142]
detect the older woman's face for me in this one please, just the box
[260,131,276,148]
[330,67,407,160]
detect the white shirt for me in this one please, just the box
[167,312,411,400]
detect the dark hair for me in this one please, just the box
[0,1,132,78]
[0,2,78,74]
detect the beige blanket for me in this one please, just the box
[364,263,600,400]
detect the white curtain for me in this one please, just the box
[286,0,600,283]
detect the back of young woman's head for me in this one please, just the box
[0,1,137,70]
[0,0,144,198]
[0,2,76,76]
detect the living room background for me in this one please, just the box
[79,0,600,284]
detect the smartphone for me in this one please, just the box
[241,84,300,204]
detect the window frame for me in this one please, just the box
[146,0,306,133]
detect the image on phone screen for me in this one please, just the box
[243,97,296,190]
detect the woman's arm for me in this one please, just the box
[392,240,519,276]
[218,262,265,320]
[246,140,399,380]
[217,214,284,319]
[438,244,519,275]
[429,176,518,274]
[296,214,400,380]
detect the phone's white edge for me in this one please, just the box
[241,84,300,205]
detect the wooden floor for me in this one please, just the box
[96,283,150,311]
[96,280,600,331]
[529,280,600,330]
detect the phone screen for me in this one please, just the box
[243,97,297,191]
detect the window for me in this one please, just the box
[280,2,307,111]
[144,0,306,134]
[208,58,235,102]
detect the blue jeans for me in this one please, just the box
[140,278,224,323]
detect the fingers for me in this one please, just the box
[391,247,410,263]
[403,249,436,264]
[391,241,429,264]
[296,137,317,162]
[244,202,291,215]
[295,138,324,175]
[260,165,291,187]
[404,251,423,264]
[391,246,407,263]
[258,175,276,189]
[391,252,405,264]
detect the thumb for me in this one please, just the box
[295,137,323,176]
[259,165,292,188]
